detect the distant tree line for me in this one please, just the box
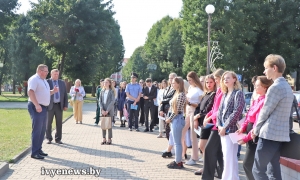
[123,0,300,90]
[0,0,124,95]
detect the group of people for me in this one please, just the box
[27,54,294,180]
[94,54,292,180]
[156,54,293,180]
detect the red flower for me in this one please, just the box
[75,88,79,92]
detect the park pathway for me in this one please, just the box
[0,103,247,180]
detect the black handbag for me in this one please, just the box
[280,100,300,160]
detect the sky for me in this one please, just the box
[17,0,183,58]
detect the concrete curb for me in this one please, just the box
[0,162,9,178]
[0,115,73,178]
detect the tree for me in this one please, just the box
[29,0,124,83]
[181,0,300,82]
[122,46,149,81]
[0,0,19,95]
[144,16,185,77]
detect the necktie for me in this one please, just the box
[54,80,59,99]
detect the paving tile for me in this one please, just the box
[1,103,247,180]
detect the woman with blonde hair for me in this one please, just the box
[99,78,116,145]
[183,71,204,166]
[165,77,186,169]
[217,71,245,180]
[70,79,86,124]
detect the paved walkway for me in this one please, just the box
[1,103,249,180]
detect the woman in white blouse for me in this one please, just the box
[183,71,204,165]
[70,79,86,124]
[157,79,168,138]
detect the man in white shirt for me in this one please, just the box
[28,64,58,159]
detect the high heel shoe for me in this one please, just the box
[106,139,112,145]
[101,140,106,145]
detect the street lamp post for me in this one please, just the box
[205,4,215,75]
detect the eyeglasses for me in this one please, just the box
[41,70,49,73]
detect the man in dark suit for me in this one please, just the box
[143,78,157,132]
[46,69,68,144]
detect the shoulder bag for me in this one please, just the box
[280,100,300,160]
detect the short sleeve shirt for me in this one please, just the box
[28,74,50,106]
[125,83,142,101]
[186,86,203,104]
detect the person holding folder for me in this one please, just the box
[125,72,142,131]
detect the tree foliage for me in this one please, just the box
[181,0,300,81]
[144,16,185,78]
[29,0,124,83]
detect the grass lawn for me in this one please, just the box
[0,92,28,102]
[0,108,73,162]
[0,92,96,103]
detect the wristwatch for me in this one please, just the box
[188,102,191,106]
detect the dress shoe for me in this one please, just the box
[136,129,140,132]
[31,154,44,159]
[47,140,52,144]
[144,128,149,132]
[55,141,63,144]
[150,129,153,132]
[39,151,48,156]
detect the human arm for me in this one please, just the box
[222,91,245,130]
[167,93,186,122]
[253,86,280,136]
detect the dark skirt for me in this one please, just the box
[117,99,125,111]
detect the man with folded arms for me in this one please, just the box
[28,64,59,159]
[252,54,293,179]
[46,69,68,144]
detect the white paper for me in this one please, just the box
[228,133,245,144]
[194,126,202,136]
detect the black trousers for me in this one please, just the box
[46,103,63,142]
[127,101,140,129]
[139,99,145,124]
[144,100,155,129]
[202,130,224,180]
[243,140,256,180]
[243,123,256,180]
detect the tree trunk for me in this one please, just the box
[0,56,7,95]
[92,82,96,97]
[296,69,300,91]
[59,52,66,79]
[12,79,16,94]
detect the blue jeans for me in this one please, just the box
[127,100,139,129]
[171,114,185,163]
[28,102,48,156]
[252,138,282,180]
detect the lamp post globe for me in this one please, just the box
[205,4,215,14]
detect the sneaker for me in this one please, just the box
[185,159,197,165]
[135,129,140,132]
[162,151,172,158]
[198,157,204,162]
[93,123,98,126]
[129,128,132,131]
[167,161,184,169]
